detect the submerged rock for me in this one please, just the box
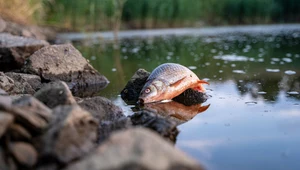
[65,128,204,170]
[34,81,76,109]
[37,105,98,164]
[23,44,109,95]
[130,110,179,143]
[0,33,49,71]
[121,68,208,106]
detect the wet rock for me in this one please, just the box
[173,88,208,106]
[9,142,37,167]
[37,105,98,164]
[8,123,32,141]
[121,68,150,104]
[12,96,52,123]
[121,69,208,105]
[65,128,203,170]
[0,111,14,138]
[5,72,41,91]
[130,110,179,143]
[78,96,124,122]
[0,33,49,71]
[34,81,76,109]
[98,117,132,143]
[23,44,109,94]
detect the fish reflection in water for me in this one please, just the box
[142,101,210,125]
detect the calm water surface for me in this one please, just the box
[71,26,300,170]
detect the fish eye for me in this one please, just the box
[144,88,151,94]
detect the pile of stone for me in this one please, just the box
[0,32,204,170]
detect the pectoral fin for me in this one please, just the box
[193,80,209,92]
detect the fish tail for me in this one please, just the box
[193,80,209,92]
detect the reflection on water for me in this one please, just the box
[72,26,300,170]
[143,101,210,126]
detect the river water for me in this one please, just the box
[59,25,300,170]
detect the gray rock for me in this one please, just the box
[23,44,109,94]
[65,128,204,170]
[130,110,179,143]
[5,72,41,90]
[13,96,52,123]
[0,111,14,138]
[121,69,208,106]
[0,33,49,71]
[34,81,76,109]
[98,117,132,143]
[37,105,98,164]
[0,72,14,92]
[77,96,124,122]
[0,72,38,95]
[9,142,37,167]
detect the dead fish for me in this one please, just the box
[139,63,209,103]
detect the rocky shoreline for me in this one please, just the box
[1,19,206,170]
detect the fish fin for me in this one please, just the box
[169,76,187,87]
[198,104,210,113]
[193,80,209,92]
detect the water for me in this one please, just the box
[66,25,300,170]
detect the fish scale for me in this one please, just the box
[147,63,189,85]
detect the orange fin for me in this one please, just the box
[198,104,210,113]
[193,80,209,92]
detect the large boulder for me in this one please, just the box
[36,105,98,164]
[65,128,204,170]
[0,33,49,71]
[23,44,109,96]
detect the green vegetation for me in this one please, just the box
[1,0,299,30]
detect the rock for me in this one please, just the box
[0,111,14,138]
[0,33,49,71]
[9,142,37,167]
[121,69,208,105]
[5,72,41,90]
[0,147,10,170]
[98,117,132,143]
[78,96,124,122]
[37,105,98,164]
[9,107,49,135]
[130,110,179,143]
[0,72,14,92]
[0,72,39,95]
[8,123,32,141]
[23,44,109,95]
[121,68,150,104]
[34,81,76,109]
[12,96,52,123]
[65,128,203,170]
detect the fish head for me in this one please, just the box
[139,80,166,104]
